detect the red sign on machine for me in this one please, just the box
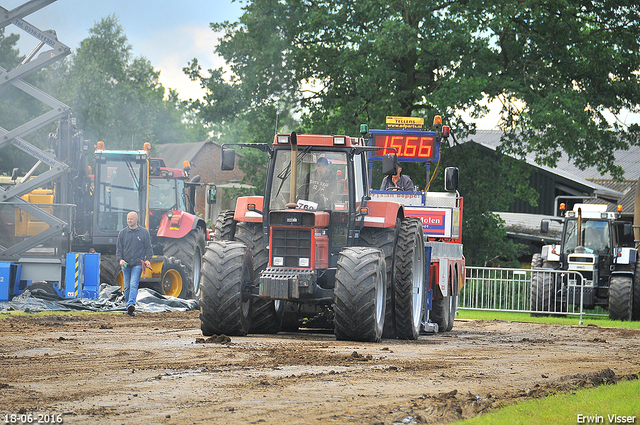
[405,208,449,237]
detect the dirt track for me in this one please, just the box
[0,311,639,424]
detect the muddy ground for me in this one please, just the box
[0,311,639,424]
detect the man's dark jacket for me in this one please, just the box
[116,225,153,265]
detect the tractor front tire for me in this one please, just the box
[394,217,426,340]
[530,259,555,316]
[162,226,206,299]
[334,247,386,342]
[609,275,633,321]
[358,220,399,338]
[633,260,640,321]
[199,241,253,336]
[234,222,283,334]
[214,210,236,241]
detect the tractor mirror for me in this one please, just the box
[540,219,549,234]
[382,154,398,176]
[622,223,633,237]
[189,175,201,184]
[207,186,217,204]
[150,160,161,176]
[444,167,458,191]
[221,148,236,170]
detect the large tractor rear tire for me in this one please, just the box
[358,220,399,338]
[199,241,253,336]
[214,210,236,241]
[235,222,283,334]
[609,275,633,321]
[162,226,205,299]
[394,217,425,340]
[334,247,386,342]
[160,257,190,298]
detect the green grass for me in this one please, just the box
[454,378,640,425]
[456,309,640,329]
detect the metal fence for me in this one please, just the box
[459,267,608,323]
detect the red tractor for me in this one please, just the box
[201,117,464,341]
[147,158,208,298]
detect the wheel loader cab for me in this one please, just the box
[93,153,148,247]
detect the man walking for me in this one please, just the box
[116,211,153,316]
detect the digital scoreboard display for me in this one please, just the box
[370,131,439,162]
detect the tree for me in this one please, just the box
[191,0,640,171]
[46,15,205,150]
[188,0,640,264]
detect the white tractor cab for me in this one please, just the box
[536,203,638,320]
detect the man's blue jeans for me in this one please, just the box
[122,264,142,308]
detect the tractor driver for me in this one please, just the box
[304,156,337,209]
[380,163,415,191]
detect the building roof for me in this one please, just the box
[457,130,624,201]
[496,212,563,244]
[154,141,214,169]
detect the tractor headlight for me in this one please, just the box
[273,256,284,266]
[298,257,310,267]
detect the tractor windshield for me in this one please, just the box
[149,178,181,211]
[269,150,349,212]
[563,219,611,255]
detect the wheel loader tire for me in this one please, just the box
[394,217,426,340]
[358,219,399,338]
[214,210,236,241]
[608,275,633,321]
[235,222,283,333]
[334,247,386,342]
[100,255,124,290]
[160,257,190,299]
[633,260,640,321]
[25,281,61,299]
[199,241,253,336]
[161,226,205,299]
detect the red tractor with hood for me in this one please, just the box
[200,116,464,341]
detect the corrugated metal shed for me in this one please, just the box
[154,141,213,169]
[458,130,624,201]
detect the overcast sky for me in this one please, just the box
[3,0,243,101]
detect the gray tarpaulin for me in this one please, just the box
[0,284,198,313]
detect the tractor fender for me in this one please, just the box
[234,196,264,223]
[362,200,404,228]
[157,211,205,239]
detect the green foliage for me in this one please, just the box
[43,15,206,150]
[192,0,640,174]
[187,0,640,264]
[433,143,530,266]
